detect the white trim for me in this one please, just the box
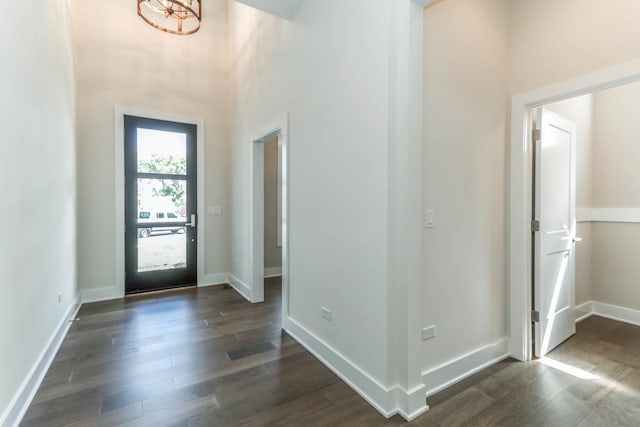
[577,208,640,223]
[82,273,229,302]
[509,59,640,362]
[422,339,509,397]
[81,286,120,303]
[283,317,428,421]
[264,267,282,278]
[575,301,593,322]
[199,273,229,287]
[113,106,206,299]
[248,115,290,317]
[392,384,430,421]
[592,301,640,327]
[572,300,640,327]
[0,295,82,427]
[228,273,253,302]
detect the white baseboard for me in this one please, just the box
[573,300,640,327]
[264,267,282,278]
[227,274,252,302]
[81,286,122,303]
[392,384,430,420]
[576,301,640,326]
[0,294,82,427]
[81,272,230,303]
[591,301,640,327]
[283,317,428,421]
[199,273,229,287]
[422,338,509,397]
[575,301,593,322]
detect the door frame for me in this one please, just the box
[509,60,640,361]
[247,115,289,318]
[115,106,205,299]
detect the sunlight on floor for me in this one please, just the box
[538,356,599,380]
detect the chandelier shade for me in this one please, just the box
[137,0,201,35]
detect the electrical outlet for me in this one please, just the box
[422,325,436,341]
[58,293,63,304]
[321,306,332,321]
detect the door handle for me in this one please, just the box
[185,214,197,228]
[572,237,582,244]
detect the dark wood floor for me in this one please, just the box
[21,280,640,426]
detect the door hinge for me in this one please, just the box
[531,220,540,233]
[531,310,540,323]
[532,129,541,142]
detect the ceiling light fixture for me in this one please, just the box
[137,0,201,35]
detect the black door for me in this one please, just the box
[124,115,197,293]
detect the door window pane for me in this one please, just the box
[137,231,186,272]
[137,178,187,223]
[137,128,187,175]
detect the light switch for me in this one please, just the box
[425,209,435,229]
[208,206,223,215]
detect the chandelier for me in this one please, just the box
[137,0,201,35]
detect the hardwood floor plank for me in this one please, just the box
[100,377,175,413]
[21,280,640,426]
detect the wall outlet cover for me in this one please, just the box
[422,325,436,341]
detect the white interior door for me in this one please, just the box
[533,107,577,358]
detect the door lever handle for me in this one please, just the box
[185,214,197,228]
[572,237,582,244]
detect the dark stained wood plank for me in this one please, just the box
[20,279,640,426]
[226,341,277,361]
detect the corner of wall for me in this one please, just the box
[422,338,509,397]
[0,295,82,427]
[283,316,428,420]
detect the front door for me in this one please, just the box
[124,115,197,294]
[533,108,577,357]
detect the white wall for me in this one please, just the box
[509,0,640,321]
[230,0,392,390]
[422,0,509,374]
[545,95,594,305]
[592,83,640,208]
[0,0,77,422]
[263,137,282,271]
[590,82,640,311]
[509,0,640,94]
[71,0,231,296]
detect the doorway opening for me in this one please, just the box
[248,115,289,324]
[124,115,198,294]
[262,135,284,312]
[509,61,640,361]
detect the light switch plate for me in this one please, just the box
[425,209,435,229]
[208,206,223,215]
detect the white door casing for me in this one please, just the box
[509,59,640,362]
[533,108,577,357]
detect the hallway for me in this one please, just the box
[20,280,640,426]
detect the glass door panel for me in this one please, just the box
[124,116,197,294]
[137,128,187,174]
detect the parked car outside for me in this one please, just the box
[138,211,186,238]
